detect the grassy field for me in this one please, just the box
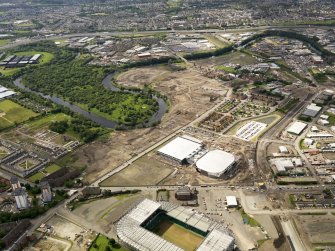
[45,164,61,174]
[0,100,38,130]
[26,113,71,132]
[153,219,204,251]
[89,234,126,251]
[216,65,237,74]
[28,172,46,182]
[0,67,20,76]
[0,39,10,46]
[28,164,61,182]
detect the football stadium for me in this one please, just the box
[116,199,234,251]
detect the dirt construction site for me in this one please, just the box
[72,65,231,183]
[293,213,335,250]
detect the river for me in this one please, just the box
[13,74,167,129]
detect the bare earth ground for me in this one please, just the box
[45,214,95,251]
[100,154,174,186]
[72,192,154,235]
[72,66,227,183]
[294,214,335,250]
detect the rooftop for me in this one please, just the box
[196,150,235,177]
[158,135,203,162]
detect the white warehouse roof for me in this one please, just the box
[226,196,238,207]
[287,121,307,135]
[158,135,203,162]
[196,150,235,178]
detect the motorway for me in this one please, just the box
[1,25,334,51]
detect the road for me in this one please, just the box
[256,92,316,179]
[91,87,233,186]
[1,25,334,50]
[281,219,307,251]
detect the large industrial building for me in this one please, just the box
[287,121,307,135]
[116,199,234,251]
[302,103,322,117]
[158,135,204,164]
[196,150,236,178]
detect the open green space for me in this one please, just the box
[27,113,72,132]
[89,234,126,251]
[216,65,237,74]
[0,100,38,130]
[0,39,10,46]
[28,172,46,182]
[0,67,20,76]
[45,164,61,174]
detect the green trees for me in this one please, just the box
[49,121,69,133]
[22,60,159,126]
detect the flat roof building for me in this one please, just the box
[279,146,289,153]
[287,121,307,135]
[302,103,322,117]
[158,135,203,164]
[196,150,235,178]
[226,196,238,207]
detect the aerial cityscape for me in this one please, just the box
[0,0,335,251]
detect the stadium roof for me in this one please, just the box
[196,150,235,177]
[158,135,203,162]
[197,229,234,251]
[167,206,211,233]
[128,199,161,224]
[287,121,307,135]
[116,199,235,251]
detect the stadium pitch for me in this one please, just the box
[153,219,204,251]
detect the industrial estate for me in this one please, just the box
[0,0,335,251]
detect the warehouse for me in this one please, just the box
[287,121,307,135]
[302,103,322,117]
[196,150,236,178]
[158,135,203,164]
